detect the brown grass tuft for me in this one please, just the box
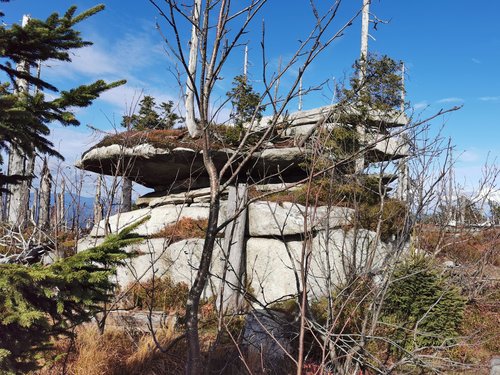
[34,325,186,375]
[125,276,189,312]
[149,217,208,241]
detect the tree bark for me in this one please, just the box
[39,158,52,231]
[6,15,33,227]
[185,131,220,374]
[31,188,39,224]
[6,148,28,227]
[57,178,66,231]
[185,0,202,138]
[121,177,132,213]
[355,0,370,174]
[93,175,103,228]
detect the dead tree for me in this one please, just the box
[6,15,34,228]
[39,158,52,231]
[93,174,103,228]
[150,0,364,372]
[354,0,370,173]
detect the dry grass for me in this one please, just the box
[417,226,500,266]
[448,301,500,372]
[124,276,189,312]
[34,324,186,375]
[69,326,133,375]
[94,129,193,150]
[149,217,209,242]
[88,125,292,156]
[415,226,500,372]
[32,322,262,375]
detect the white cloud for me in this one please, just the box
[42,31,167,85]
[479,96,500,102]
[48,125,97,166]
[437,97,464,104]
[98,83,179,113]
[413,101,428,110]
[458,150,480,163]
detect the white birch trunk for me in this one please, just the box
[185,0,202,138]
[355,0,370,174]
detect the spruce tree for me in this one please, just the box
[227,75,264,129]
[383,254,465,352]
[338,53,405,115]
[121,95,181,130]
[0,218,147,374]
[0,5,126,189]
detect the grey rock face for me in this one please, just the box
[247,201,354,237]
[80,200,389,304]
[77,143,306,191]
[242,310,295,373]
[491,357,500,375]
[90,204,211,237]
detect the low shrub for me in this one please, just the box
[359,198,407,241]
[126,276,189,313]
[382,254,466,352]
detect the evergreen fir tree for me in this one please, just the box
[121,95,181,130]
[338,53,405,115]
[0,217,148,374]
[227,75,264,129]
[383,254,465,352]
[0,5,126,188]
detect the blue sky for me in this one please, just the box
[2,0,499,194]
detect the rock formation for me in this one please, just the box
[76,105,408,308]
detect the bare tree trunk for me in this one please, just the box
[93,175,103,227]
[6,15,33,227]
[355,0,370,174]
[186,194,220,374]
[7,148,28,227]
[397,157,409,201]
[243,45,248,79]
[57,178,66,231]
[185,129,221,374]
[31,188,39,224]
[121,177,132,213]
[22,154,35,221]
[185,0,202,138]
[221,184,248,313]
[0,190,3,221]
[39,158,52,231]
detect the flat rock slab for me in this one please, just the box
[90,199,354,239]
[247,201,354,237]
[76,143,306,190]
[90,204,212,237]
